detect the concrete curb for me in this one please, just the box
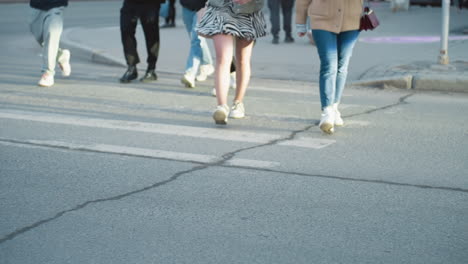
[412,74,468,93]
[352,74,468,93]
[351,75,413,90]
[61,28,126,68]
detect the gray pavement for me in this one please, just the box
[1,2,468,264]
[60,1,468,92]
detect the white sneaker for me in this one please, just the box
[58,49,71,77]
[196,64,214,81]
[319,106,335,134]
[229,101,245,119]
[181,73,195,88]
[213,104,229,125]
[333,103,344,126]
[38,72,54,87]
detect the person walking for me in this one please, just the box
[267,0,295,44]
[197,0,267,125]
[295,0,363,134]
[29,0,71,87]
[180,0,214,88]
[119,0,165,83]
[161,0,177,28]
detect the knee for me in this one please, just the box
[337,56,352,73]
[121,21,136,35]
[190,34,201,47]
[141,12,157,26]
[45,25,62,41]
[337,66,348,75]
[215,53,232,67]
[320,60,337,76]
[120,14,137,34]
[235,56,251,69]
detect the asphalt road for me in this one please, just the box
[0,1,467,264]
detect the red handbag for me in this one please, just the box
[359,7,380,31]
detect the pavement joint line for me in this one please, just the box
[224,166,468,194]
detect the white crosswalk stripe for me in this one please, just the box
[0,110,280,144]
[0,109,342,167]
[0,109,343,148]
[0,139,281,169]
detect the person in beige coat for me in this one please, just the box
[296,0,363,134]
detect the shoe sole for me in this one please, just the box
[120,76,137,83]
[181,77,195,88]
[320,122,334,134]
[38,83,53,87]
[140,78,157,83]
[230,113,245,119]
[213,110,228,125]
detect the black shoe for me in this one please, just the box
[140,69,157,82]
[272,36,279,44]
[285,35,295,43]
[119,66,137,83]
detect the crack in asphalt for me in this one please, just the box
[5,92,460,246]
[344,93,413,118]
[0,164,209,244]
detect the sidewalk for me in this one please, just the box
[61,2,468,93]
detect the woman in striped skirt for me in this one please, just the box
[197,0,267,125]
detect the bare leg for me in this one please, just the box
[213,34,234,105]
[234,38,254,102]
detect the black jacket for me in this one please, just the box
[30,0,68,11]
[180,0,207,11]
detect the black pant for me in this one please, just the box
[267,0,294,37]
[165,0,176,24]
[120,1,160,69]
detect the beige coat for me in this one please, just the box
[296,0,363,34]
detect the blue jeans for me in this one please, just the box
[312,29,360,109]
[182,8,213,76]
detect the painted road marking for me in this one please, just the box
[250,86,317,95]
[0,110,280,144]
[0,109,339,150]
[0,139,281,169]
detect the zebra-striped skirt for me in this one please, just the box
[196,3,267,40]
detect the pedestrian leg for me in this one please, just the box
[268,0,280,43]
[42,7,64,75]
[233,37,254,103]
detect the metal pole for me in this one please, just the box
[439,0,450,65]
